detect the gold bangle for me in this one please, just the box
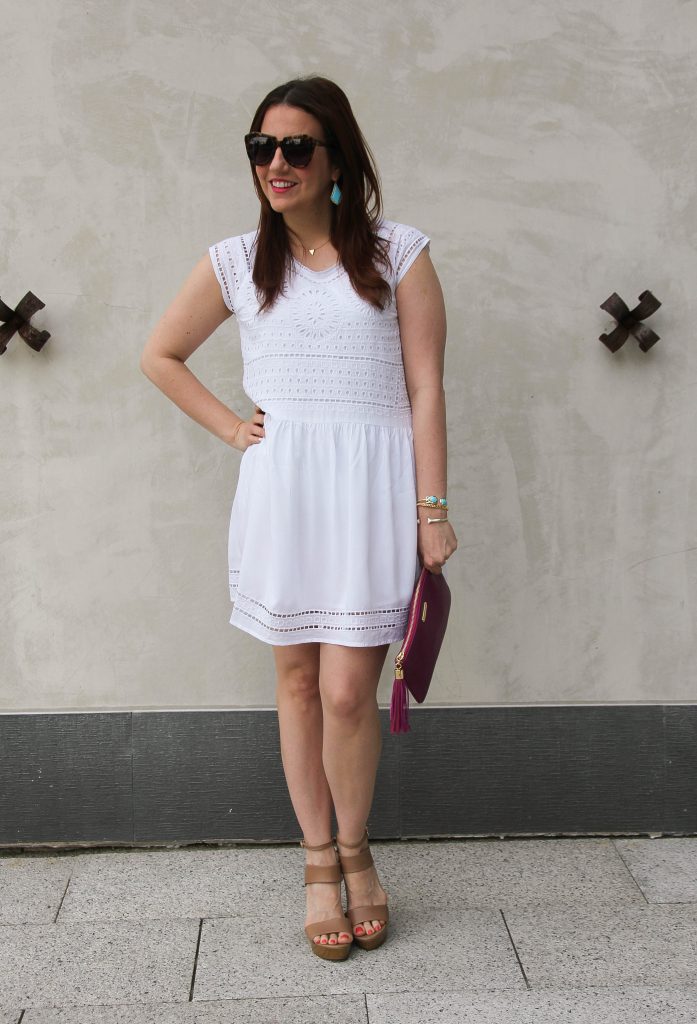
[416,496,448,510]
[417,516,449,525]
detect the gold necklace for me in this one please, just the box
[296,237,332,258]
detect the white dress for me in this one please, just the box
[209,219,430,646]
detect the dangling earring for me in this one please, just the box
[330,182,342,206]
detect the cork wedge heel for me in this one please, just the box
[301,838,353,961]
[336,829,389,951]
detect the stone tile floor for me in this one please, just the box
[1,836,696,1022]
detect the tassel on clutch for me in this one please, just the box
[390,567,451,733]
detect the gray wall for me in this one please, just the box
[3,0,697,712]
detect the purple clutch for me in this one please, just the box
[390,567,451,733]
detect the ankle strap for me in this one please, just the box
[335,827,368,849]
[300,838,335,851]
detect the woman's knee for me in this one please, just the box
[321,678,375,722]
[274,649,320,703]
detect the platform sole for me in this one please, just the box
[353,924,388,951]
[308,939,353,961]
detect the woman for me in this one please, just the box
[140,75,457,960]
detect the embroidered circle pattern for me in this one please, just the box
[293,285,341,339]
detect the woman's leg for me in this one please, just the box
[273,642,351,947]
[318,642,390,938]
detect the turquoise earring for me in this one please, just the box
[330,182,342,206]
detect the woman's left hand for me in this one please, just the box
[418,518,458,574]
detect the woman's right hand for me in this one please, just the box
[230,406,265,451]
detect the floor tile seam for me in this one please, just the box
[518,981,697,993]
[362,984,528,1000]
[492,900,697,915]
[7,998,195,1015]
[498,908,531,990]
[188,919,203,1002]
[6,994,374,1013]
[52,878,70,924]
[364,980,697,993]
[7,899,696,929]
[363,980,697,997]
[10,982,697,1015]
[609,837,651,904]
[363,983,697,1008]
[0,915,229,928]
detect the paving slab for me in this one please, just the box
[375,837,644,909]
[504,904,697,989]
[613,837,697,903]
[366,986,697,1023]
[0,838,649,928]
[21,994,368,1023]
[1,847,301,925]
[0,1011,21,1024]
[193,906,525,1000]
[0,853,79,925]
[0,920,198,1008]
[59,847,302,923]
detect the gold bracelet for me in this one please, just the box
[417,516,449,525]
[416,496,448,510]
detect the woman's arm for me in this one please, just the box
[139,255,265,451]
[396,249,457,572]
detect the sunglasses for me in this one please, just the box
[244,132,332,168]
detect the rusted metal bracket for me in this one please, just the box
[0,292,51,355]
[599,290,661,353]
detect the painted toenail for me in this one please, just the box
[355,927,364,935]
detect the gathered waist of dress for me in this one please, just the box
[254,399,413,429]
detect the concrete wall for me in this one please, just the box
[3,0,696,711]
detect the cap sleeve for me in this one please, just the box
[208,237,239,313]
[384,221,431,288]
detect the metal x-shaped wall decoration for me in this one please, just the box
[0,292,50,355]
[599,290,661,353]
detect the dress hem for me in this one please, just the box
[229,608,406,648]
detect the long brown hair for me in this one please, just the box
[248,76,391,312]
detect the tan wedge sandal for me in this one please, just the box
[301,838,353,961]
[336,828,389,951]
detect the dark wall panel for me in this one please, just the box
[0,713,133,845]
[1,705,695,846]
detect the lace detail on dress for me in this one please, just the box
[229,576,409,636]
[378,221,431,286]
[207,225,431,425]
[395,231,430,282]
[210,243,234,312]
[240,234,253,273]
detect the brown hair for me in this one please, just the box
[247,76,391,312]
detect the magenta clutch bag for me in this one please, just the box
[390,567,451,733]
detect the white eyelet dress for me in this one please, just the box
[208,219,430,646]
